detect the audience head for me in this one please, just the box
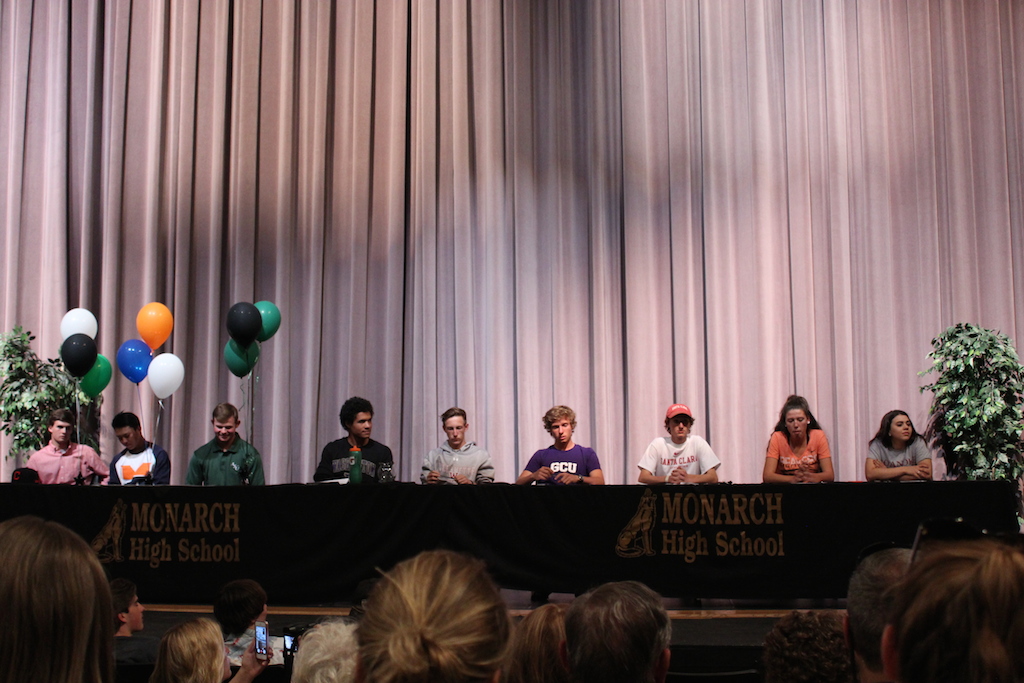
[214,579,268,637]
[150,618,228,683]
[504,604,570,683]
[357,549,511,683]
[882,538,1024,683]
[762,610,853,683]
[563,580,671,683]
[543,405,577,433]
[0,515,114,683]
[773,395,822,434]
[340,396,374,431]
[291,620,358,683]
[871,410,919,448]
[846,547,911,679]
[110,577,145,635]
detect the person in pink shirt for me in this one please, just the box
[762,395,834,484]
[25,408,109,484]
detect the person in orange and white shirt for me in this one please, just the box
[109,411,171,485]
[26,408,109,484]
[763,394,834,484]
[638,403,721,485]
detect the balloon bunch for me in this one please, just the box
[116,303,185,399]
[60,309,111,398]
[224,301,281,377]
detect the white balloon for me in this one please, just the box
[148,353,185,399]
[60,308,98,340]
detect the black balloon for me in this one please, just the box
[61,333,98,378]
[226,302,263,348]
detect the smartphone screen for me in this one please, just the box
[254,621,269,661]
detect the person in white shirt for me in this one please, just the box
[109,411,171,485]
[637,403,720,485]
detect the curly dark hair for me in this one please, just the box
[762,610,853,683]
[339,396,374,431]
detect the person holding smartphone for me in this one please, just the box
[214,579,283,666]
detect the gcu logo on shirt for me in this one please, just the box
[550,462,579,474]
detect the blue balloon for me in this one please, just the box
[116,339,153,384]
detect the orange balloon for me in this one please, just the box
[136,302,174,350]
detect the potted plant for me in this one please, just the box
[920,322,1024,499]
[0,326,101,462]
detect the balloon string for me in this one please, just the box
[251,366,259,450]
[155,399,164,440]
[238,372,250,440]
[75,381,82,446]
[136,383,147,437]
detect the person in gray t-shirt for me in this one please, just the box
[865,410,931,481]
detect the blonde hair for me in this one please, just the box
[150,618,225,683]
[358,550,511,683]
[292,620,358,683]
[887,539,1024,683]
[0,515,113,683]
[543,405,576,432]
[503,604,570,683]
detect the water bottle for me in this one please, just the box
[379,461,394,484]
[349,447,363,484]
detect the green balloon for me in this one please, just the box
[80,355,113,397]
[224,339,260,378]
[254,300,282,342]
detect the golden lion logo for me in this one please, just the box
[91,499,126,563]
[616,489,657,558]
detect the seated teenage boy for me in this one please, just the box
[314,396,394,483]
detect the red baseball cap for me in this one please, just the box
[666,404,693,420]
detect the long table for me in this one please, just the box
[0,480,1016,603]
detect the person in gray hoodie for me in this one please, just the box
[422,407,495,484]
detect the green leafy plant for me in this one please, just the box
[920,323,1024,484]
[0,327,101,460]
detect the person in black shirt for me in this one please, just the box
[111,578,159,665]
[314,396,394,483]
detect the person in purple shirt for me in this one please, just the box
[515,405,604,486]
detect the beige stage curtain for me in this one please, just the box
[1,0,1022,486]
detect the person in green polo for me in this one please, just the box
[185,403,265,485]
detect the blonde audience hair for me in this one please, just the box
[292,620,358,683]
[150,618,225,683]
[884,539,1024,683]
[357,550,511,683]
[503,604,570,683]
[0,515,114,683]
